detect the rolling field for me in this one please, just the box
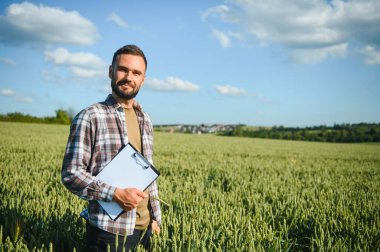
[0,122,379,251]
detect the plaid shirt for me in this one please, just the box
[61,94,161,235]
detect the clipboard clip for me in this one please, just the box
[131,153,150,170]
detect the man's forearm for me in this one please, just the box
[61,160,116,201]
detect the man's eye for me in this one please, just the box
[133,71,142,76]
[118,68,128,73]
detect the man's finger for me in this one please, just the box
[135,189,148,198]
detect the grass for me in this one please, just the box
[0,122,379,251]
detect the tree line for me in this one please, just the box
[220,123,380,143]
[0,110,73,125]
[1,112,379,143]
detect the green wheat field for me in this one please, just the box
[0,122,379,251]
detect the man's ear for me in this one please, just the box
[108,65,113,79]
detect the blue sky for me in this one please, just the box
[0,0,379,127]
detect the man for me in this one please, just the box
[61,44,161,251]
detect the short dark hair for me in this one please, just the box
[111,44,147,71]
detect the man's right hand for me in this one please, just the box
[112,188,147,211]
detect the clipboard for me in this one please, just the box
[96,143,160,220]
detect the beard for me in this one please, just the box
[111,79,140,100]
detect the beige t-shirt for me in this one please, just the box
[124,108,151,230]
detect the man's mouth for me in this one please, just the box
[118,81,134,88]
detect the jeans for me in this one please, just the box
[85,222,152,252]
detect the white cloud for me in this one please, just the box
[19,96,34,103]
[256,109,264,115]
[215,85,247,96]
[44,48,106,79]
[360,46,380,65]
[99,85,111,94]
[145,77,200,92]
[1,88,14,96]
[1,57,16,65]
[211,29,245,48]
[201,5,231,22]
[107,12,128,28]
[42,68,65,83]
[203,0,380,64]
[212,29,231,48]
[0,2,100,46]
[70,67,103,78]
[1,88,34,103]
[290,43,348,64]
[45,48,105,68]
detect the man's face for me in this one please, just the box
[109,54,146,100]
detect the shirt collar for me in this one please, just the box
[104,94,143,112]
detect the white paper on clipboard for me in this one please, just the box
[96,143,159,220]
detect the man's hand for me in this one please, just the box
[151,220,160,235]
[112,188,147,211]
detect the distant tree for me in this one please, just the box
[66,107,76,121]
[226,123,380,143]
[0,109,73,125]
[55,109,71,124]
[232,125,244,137]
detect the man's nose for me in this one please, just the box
[124,70,133,81]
